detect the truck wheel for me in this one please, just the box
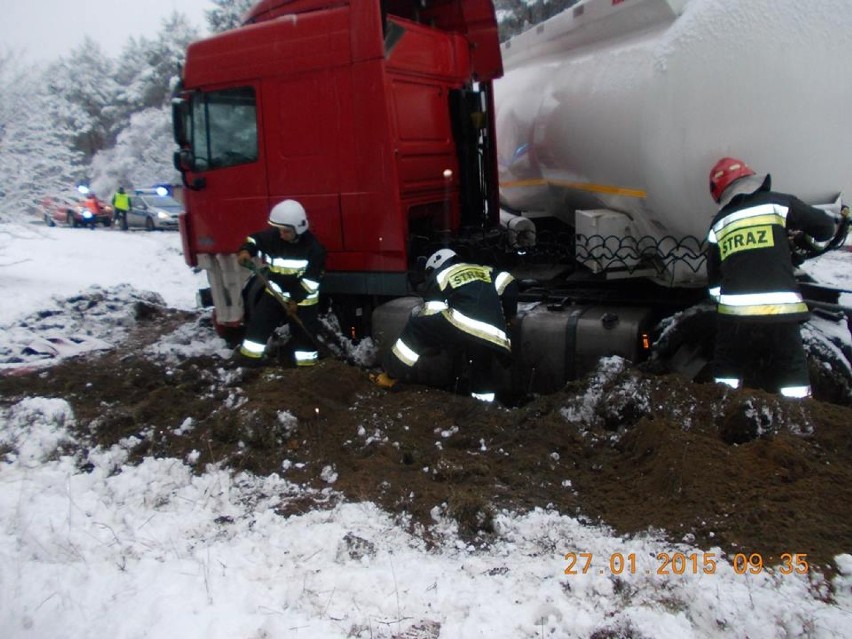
[44,214,55,227]
[67,212,76,228]
[804,316,852,405]
[641,302,716,382]
[145,217,155,231]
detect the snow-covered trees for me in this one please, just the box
[45,38,121,161]
[90,106,180,197]
[206,0,255,33]
[0,0,565,221]
[496,0,580,41]
[90,13,199,196]
[0,51,82,219]
[0,10,200,218]
[116,13,199,112]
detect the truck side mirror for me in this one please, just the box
[173,149,206,191]
[172,97,190,146]
[174,149,195,172]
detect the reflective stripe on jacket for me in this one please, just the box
[706,189,834,322]
[241,228,326,307]
[427,262,516,352]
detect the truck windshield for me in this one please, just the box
[190,86,258,170]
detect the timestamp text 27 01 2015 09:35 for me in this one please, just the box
[563,552,812,576]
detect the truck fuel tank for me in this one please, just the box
[371,297,653,397]
[503,303,653,395]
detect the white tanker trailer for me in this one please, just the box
[374,0,852,400]
[494,0,852,286]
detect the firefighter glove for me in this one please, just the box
[370,371,398,390]
[237,250,253,267]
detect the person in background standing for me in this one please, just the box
[112,187,130,231]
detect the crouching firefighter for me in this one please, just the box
[706,157,847,398]
[234,199,327,368]
[372,249,518,402]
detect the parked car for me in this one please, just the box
[126,192,184,230]
[42,193,113,228]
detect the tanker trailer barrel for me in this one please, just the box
[494,0,852,287]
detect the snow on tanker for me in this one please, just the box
[495,0,852,287]
[172,0,852,398]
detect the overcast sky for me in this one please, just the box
[0,0,213,64]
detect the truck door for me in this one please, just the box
[174,84,268,256]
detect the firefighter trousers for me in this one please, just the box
[241,290,320,365]
[386,311,508,396]
[713,317,810,396]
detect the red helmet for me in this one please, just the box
[709,157,756,203]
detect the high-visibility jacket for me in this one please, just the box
[240,228,326,307]
[112,192,130,212]
[706,188,835,322]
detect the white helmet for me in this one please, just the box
[268,199,308,234]
[425,248,457,273]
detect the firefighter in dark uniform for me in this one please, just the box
[706,157,844,398]
[235,199,326,367]
[372,249,518,402]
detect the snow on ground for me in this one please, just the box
[1,221,852,638]
[0,222,202,326]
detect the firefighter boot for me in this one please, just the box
[231,348,268,369]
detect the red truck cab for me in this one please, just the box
[173,0,502,333]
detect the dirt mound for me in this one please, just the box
[2,308,851,576]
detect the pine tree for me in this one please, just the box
[207,0,255,34]
[137,12,200,108]
[496,0,580,42]
[89,13,199,197]
[90,106,180,196]
[0,52,83,219]
[45,38,121,161]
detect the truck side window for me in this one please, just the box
[190,86,258,170]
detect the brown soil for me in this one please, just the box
[2,307,851,580]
